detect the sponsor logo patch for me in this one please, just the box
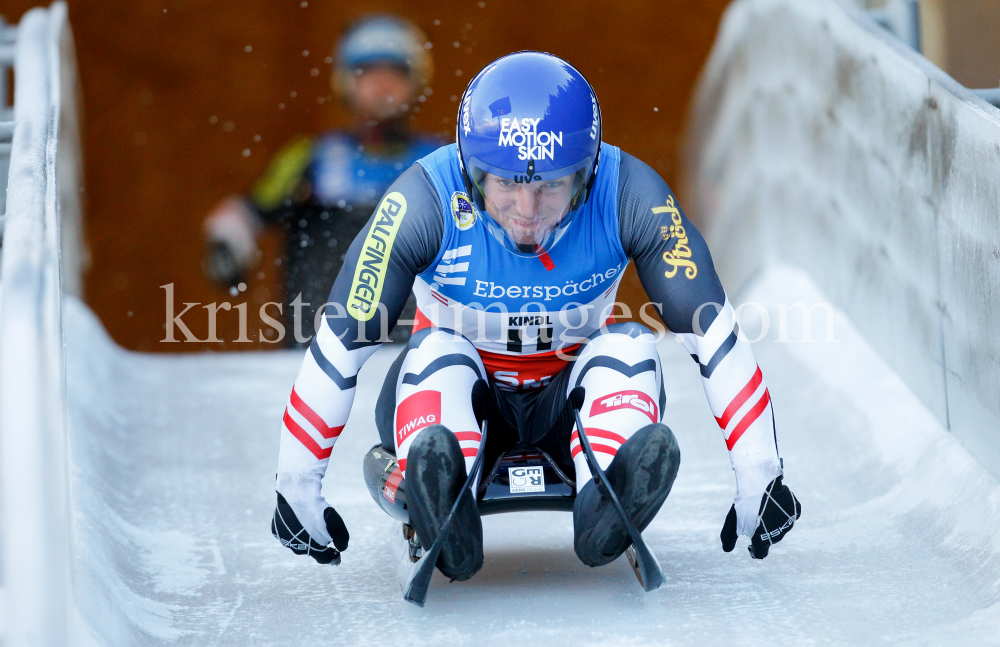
[348,192,407,320]
[450,191,477,231]
[590,390,659,423]
[654,195,698,280]
[498,117,563,161]
[470,262,621,301]
[505,314,554,353]
[508,466,545,493]
[395,390,441,446]
[508,315,552,327]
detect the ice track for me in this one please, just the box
[67,265,1000,646]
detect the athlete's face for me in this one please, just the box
[351,64,415,121]
[481,173,575,247]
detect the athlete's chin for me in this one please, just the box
[508,227,539,244]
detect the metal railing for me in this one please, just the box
[0,3,75,645]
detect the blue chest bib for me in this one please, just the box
[413,143,628,355]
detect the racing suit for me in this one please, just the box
[275,143,782,547]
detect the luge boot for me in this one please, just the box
[405,424,484,580]
[574,423,680,566]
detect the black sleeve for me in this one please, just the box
[324,164,444,349]
[617,151,726,334]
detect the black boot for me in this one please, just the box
[405,424,484,581]
[574,423,681,566]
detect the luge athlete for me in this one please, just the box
[270,52,801,580]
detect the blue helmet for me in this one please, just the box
[457,52,602,255]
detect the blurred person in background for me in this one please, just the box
[203,15,439,347]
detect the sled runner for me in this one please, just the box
[569,388,665,592]
[378,419,488,606]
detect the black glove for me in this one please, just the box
[721,475,801,559]
[204,240,245,288]
[271,493,350,565]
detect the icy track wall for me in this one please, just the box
[0,4,82,645]
[687,0,1000,478]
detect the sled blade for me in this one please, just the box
[573,406,665,592]
[402,540,441,606]
[402,420,488,606]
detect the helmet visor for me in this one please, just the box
[469,158,591,256]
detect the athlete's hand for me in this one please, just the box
[205,241,244,287]
[720,475,801,559]
[203,196,261,287]
[271,493,349,565]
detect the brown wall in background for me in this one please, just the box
[1,0,731,351]
[918,0,1000,90]
[940,0,1000,90]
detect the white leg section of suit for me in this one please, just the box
[566,328,663,493]
[675,297,781,537]
[394,330,486,480]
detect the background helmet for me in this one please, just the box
[333,16,433,102]
[457,51,602,255]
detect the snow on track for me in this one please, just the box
[66,265,1000,646]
